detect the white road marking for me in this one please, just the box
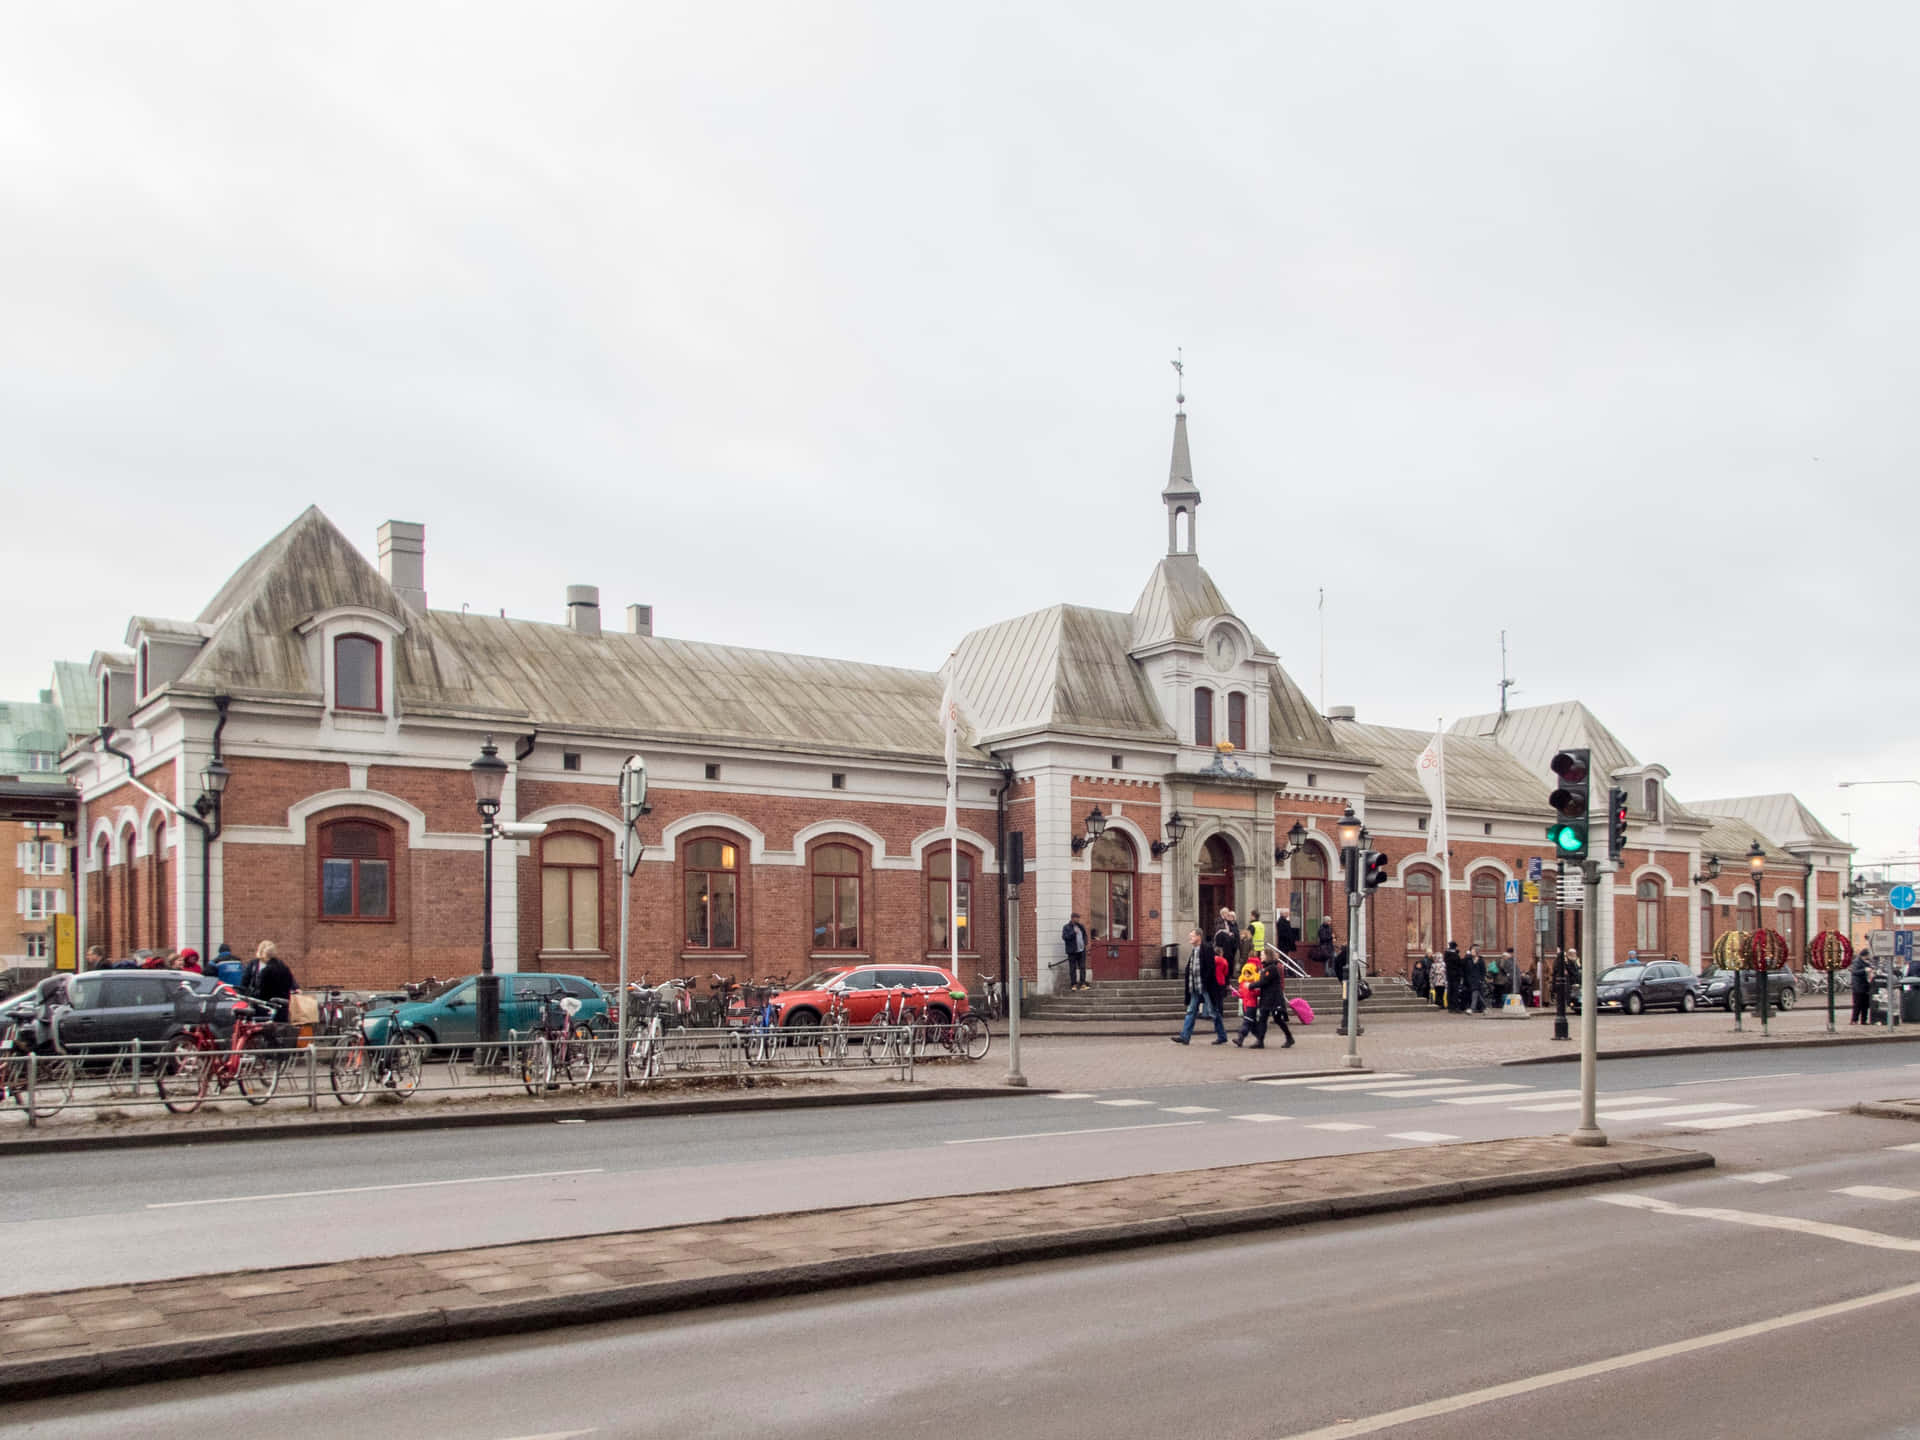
[1835,1186,1920,1201]
[1668,1109,1828,1130]
[1253,1073,1412,1087]
[1887,1142,1920,1153]
[1357,1083,1531,1100]
[1439,1089,1578,1107]
[1509,1095,1666,1113]
[1730,1173,1789,1184]
[1388,1131,1461,1143]
[1305,1122,1373,1132]
[1271,1273,1920,1440]
[1307,1077,1468,1093]
[1229,1113,1292,1123]
[1597,1192,1920,1254]
[147,1169,603,1209]
[495,1431,597,1440]
[1159,1105,1220,1115]
[1587,1102,1749,1122]
[1093,1098,1156,1107]
[945,1121,1205,1145]
[1046,1092,1097,1100]
[1673,1072,1802,1086]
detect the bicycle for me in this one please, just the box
[806,989,852,1066]
[520,987,597,1093]
[862,987,922,1066]
[329,1002,426,1106]
[975,972,1006,1021]
[155,993,292,1114]
[738,977,788,1067]
[617,979,690,1083]
[1,1018,77,1119]
[923,995,991,1062]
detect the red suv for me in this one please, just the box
[774,964,968,1028]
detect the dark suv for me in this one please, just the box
[1593,961,1699,1014]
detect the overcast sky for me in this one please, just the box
[3,3,1914,871]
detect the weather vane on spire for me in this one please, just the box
[1171,347,1185,411]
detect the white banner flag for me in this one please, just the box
[1415,730,1448,858]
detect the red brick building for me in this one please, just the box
[57,405,1853,990]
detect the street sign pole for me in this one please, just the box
[615,756,648,1099]
[1553,860,1570,1043]
[1570,855,1607,1149]
[1006,882,1026,1087]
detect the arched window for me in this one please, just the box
[540,832,602,952]
[92,836,112,956]
[1777,894,1796,958]
[1194,687,1214,747]
[1636,878,1662,954]
[1291,847,1328,944]
[684,837,739,950]
[1699,890,1715,959]
[1174,506,1190,552]
[1470,871,1502,950]
[149,815,170,952]
[811,844,862,951]
[120,826,139,952]
[334,634,382,712]
[1643,778,1660,821]
[928,845,972,952]
[1735,891,1757,934]
[319,819,394,921]
[1089,831,1135,943]
[1227,692,1247,750]
[1405,869,1436,953]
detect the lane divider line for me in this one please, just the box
[1305,1122,1373,1132]
[1272,1271,1920,1440]
[1730,1173,1789,1184]
[1253,1073,1412,1087]
[1093,1098,1157,1108]
[1438,1089,1580,1107]
[945,1121,1205,1146]
[1159,1106,1220,1115]
[1229,1114,1292,1123]
[1667,1109,1828,1130]
[147,1169,604,1209]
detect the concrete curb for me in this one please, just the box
[1504,1030,1920,1065]
[0,1146,1713,1403]
[0,1084,1047,1156]
[1237,1068,1373,1082]
[1853,1100,1920,1123]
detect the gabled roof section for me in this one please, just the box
[179,506,415,700]
[48,662,94,739]
[1331,720,1551,816]
[1129,558,1264,654]
[1697,812,1776,864]
[417,613,985,763]
[1692,794,1848,851]
[948,604,1175,746]
[125,616,215,646]
[1452,700,1640,783]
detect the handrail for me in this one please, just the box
[1264,945,1309,982]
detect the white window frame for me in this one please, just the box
[23,933,49,961]
[20,888,63,921]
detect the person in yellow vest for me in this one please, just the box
[1248,911,1267,965]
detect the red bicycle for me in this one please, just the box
[157,990,291,1114]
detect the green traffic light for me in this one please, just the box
[1552,824,1585,854]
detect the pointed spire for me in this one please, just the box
[1161,353,1200,559]
[1162,408,1199,500]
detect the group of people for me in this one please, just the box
[77,939,299,1018]
[1412,941,1532,1014]
[1171,907,1295,1050]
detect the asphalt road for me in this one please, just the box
[3,1045,1915,1294]
[6,1111,1918,1439]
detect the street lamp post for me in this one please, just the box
[470,737,509,1051]
[189,755,230,963]
[1748,840,1770,1037]
[1335,805,1365,1068]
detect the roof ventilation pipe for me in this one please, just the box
[1328,706,1357,722]
[377,521,427,614]
[566,585,601,636]
[626,604,653,637]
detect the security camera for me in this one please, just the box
[496,820,550,840]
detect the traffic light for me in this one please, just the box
[1363,850,1389,892]
[1607,787,1629,862]
[1546,747,1590,859]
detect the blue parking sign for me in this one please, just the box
[1898,931,1914,963]
[1503,879,1521,904]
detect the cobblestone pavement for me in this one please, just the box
[0,1135,1702,1377]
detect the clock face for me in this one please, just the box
[1207,626,1239,672]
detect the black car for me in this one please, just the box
[1592,961,1698,1014]
[1694,968,1796,1012]
[23,970,228,1053]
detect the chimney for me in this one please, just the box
[566,584,601,636]
[377,521,427,614]
[1328,705,1356,722]
[626,603,653,637]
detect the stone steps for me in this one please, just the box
[1025,976,1432,1020]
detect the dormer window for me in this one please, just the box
[1643,778,1660,822]
[334,635,382,712]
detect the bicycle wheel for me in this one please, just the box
[521,1034,554,1094]
[330,1034,372,1106]
[625,1023,661,1083]
[235,1038,284,1106]
[956,1014,991,1061]
[563,1024,598,1085]
[25,1055,77,1118]
[155,1039,211,1115]
[386,1029,426,1097]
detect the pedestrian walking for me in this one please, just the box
[1443,940,1464,1012]
[1172,928,1228,1045]
[1850,948,1873,1025]
[1257,948,1293,1048]
[1317,918,1337,977]
[1467,946,1487,1014]
[246,940,298,1020]
[1230,952,1263,1047]
[1430,949,1448,1011]
[1062,913,1090,992]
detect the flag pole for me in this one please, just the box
[1437,718,1454,951]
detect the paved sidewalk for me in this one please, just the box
[0,1135,1708,1400]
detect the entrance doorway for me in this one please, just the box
[1197,835,1235,936]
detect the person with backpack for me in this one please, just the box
[1172,927,1228,1045]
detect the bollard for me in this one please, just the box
[132,1039,142,1098]
[25,1052,35,1129]
[306,1044,318,1111]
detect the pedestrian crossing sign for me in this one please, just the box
[1503,879,1521,904]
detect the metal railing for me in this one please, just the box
[0,1017,994,1127]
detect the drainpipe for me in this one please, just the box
[992,754,1013,989]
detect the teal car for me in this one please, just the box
[364,973,608,1050]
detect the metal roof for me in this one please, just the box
[1692,794,1848,851]
[1330,719,1553,816]
[1128,557,1269,654]
[949,604,1175,745]
[1451,700,1708,825]
[1697,812,1776,863]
